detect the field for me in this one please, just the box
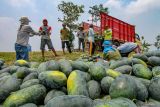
[0,51,103,65]
[0,51,88,65]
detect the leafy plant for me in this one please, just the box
[88,4,108,24]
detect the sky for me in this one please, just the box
[0,0,160,52]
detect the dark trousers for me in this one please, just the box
[89,42,95,55]
[62,41,72,53]
[15,43,29,60]
[78,38,85,51]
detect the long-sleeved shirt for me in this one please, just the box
[16,25,38,46]
[60,28,70,41]
[88,28,95,42]
[77,30,85,39]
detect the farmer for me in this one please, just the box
[117,42,139,57]
[103,40,121,61]
[60,24,72,54]
[88,24,95,56]
[103,25,112,43]
[77,26,85,52]
[39,19,58,60]
[15,16,39,60]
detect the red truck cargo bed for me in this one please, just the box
[100,12,135,42]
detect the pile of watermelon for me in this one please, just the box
[1,51,160,107]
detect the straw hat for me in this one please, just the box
[19,16,31,22]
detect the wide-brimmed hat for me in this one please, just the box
[19,16,31,22]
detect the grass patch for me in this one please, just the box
[0,51,90,65]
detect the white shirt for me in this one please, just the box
[88,28,95,42]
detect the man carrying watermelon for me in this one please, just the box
[39,19,58,60]
[60,24,72,54]
[15,16,39,60]
[103,41,121,61]
[117,42,140,57]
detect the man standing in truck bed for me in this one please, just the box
[103,25,112,42]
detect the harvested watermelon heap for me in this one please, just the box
[1,51,160,107]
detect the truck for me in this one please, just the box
[100,12,135,45]
[83,12,136,46]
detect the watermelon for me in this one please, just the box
[149,77,160,101]
[67,70,89,96]
[109,59,132,69]
[144,50,160,57]
[101,76,114,94]
[19,103,37,107]
[3,84,46,107]
[136,99,160,107]
[131,58,147,67]
[0,59,5,69]
[89,63,106,81]
[14,60,29,67]
[58,87,67,94]
[38,60,59,73]
[13,67,30,79]
[148,56,160,66]
[102,95,111,101]
[133,64,152,79]
[20,79,39,89]
[0,67,11,75]
[0,58,5,64]
[106,69,121,78]
[134,77,148,101]
[23,72,38,83]
[109,75,137,99]
[45,95,93,107]
[93,100,107,107]
[108,97,137,107]
[29,62,40,68]
[132,76,151,89]
[152,66,160,77]
[39,71,67,89]
[114,65,132,74]
[58,59,72,76]
[0,72,10,78]
[0,76,22,103]
[44,90,65,104]
[87,80,101,99]
[93,97,137,107]
[133,54,148,62]
[71,61,89,72]
[9,66,19,74]
[96,59,110,68]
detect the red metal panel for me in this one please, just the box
[100,12,135,42]
[83,22,101,34]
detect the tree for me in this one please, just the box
[141,36,151,52]
[88,4,108,24]
[154,34,160,50]
[58,1,84,49]
[58,1,84,31]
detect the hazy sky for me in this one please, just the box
[0,0,160,52]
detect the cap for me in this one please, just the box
[43,19,48,22]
